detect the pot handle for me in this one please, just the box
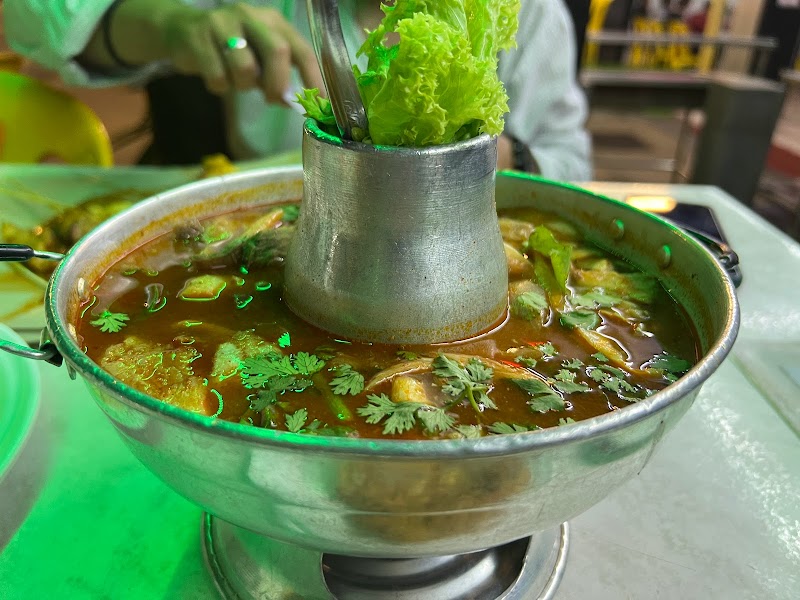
[680,227,743,289]
[0,330,63,367]
[0,245,65,366]
[0,244,64,263]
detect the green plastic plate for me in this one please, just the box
[0,323,40,480]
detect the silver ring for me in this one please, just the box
[224,36,248,52]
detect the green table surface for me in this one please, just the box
[1,176,799,599]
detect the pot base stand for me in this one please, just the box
[202,514,569,600]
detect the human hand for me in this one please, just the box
[159,3,323,103]
[92,0,323,104]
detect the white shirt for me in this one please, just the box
[5,0,592,180]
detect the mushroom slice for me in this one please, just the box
[498,217,535,245]
[504,242,534,278]
[366,354,539,391]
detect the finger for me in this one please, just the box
[174,27,228,96]
[209,12,259,91]
[275,22,324,93]
[242,19,292,103]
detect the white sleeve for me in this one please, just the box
[499,0,593,182]
[4,0,167,87]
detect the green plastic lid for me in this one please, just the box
[0,323,40,480]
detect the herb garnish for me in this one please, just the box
[241,351,325,389]
[553,369,590,394]
[526,227,573,292]
[432,354,496,415]
[454,425,483,439]
[488,422,540,434]
[250,376,313,411]
[516,356,538,368]
[357,394,454,435]
[538,342,557,358]
[285,408,309,433]
[512,378,565,413]
[278,332,291,348]
[558,417,576,426]
[329,364,365,396]
[592,352,609,362]
[397,350,419,360]
[647,353,692,375]
[571,290,621,308]
[511,291,549,321]
[560,310,600,330]
[90,310,130,333]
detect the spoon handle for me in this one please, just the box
[306,0,369,141]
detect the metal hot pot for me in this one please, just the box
[0,161,739,599]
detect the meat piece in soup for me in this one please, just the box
[76,203,699,440]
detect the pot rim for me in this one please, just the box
[45,168,740,458]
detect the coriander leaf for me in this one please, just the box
[511,291,549,321]
[539,342,557,357]
[589,369,608,383]
[598,364,628,379]
[560,310,600,330]
[356,394,423,435]
[397,350,419,360]
[562,358,584,370]
[90,310,129,333]
[432,354,495,414]
[558,417,576,426]
[571,290,622,308]
[294,352,326,376]
[592,352,609,362]
[250,376,298,411]
[417,406,456,433]
[529,395,567,412]
[241,354,296,388]
[285,408,309,433]
[647,353,692,374]
[442,380,466,397]
[488,422,538,434]
[516,356,537,368]
[465,358,493,383]
[281,204,300,223]
[474,389,498,411]
[548,372,590,395]
[383,403,422,435]
[277,332,291,348]
[526,227,572,292]
[555,369,576,382]
[329,364,365,396]
[454,425,483,439]
[432,354,466,381]
[554,380,591,394]
[356,393,395,425]
[512,378,565,413]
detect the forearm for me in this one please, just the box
[79,0,195,69]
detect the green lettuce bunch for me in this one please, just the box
[298,0,520,146]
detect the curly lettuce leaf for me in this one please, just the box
[296,88,337,130]
[352,0,519,146]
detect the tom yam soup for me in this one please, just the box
[75,202,699,440]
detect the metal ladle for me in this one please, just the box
[286,1,508,344]
[306,0,369,141]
